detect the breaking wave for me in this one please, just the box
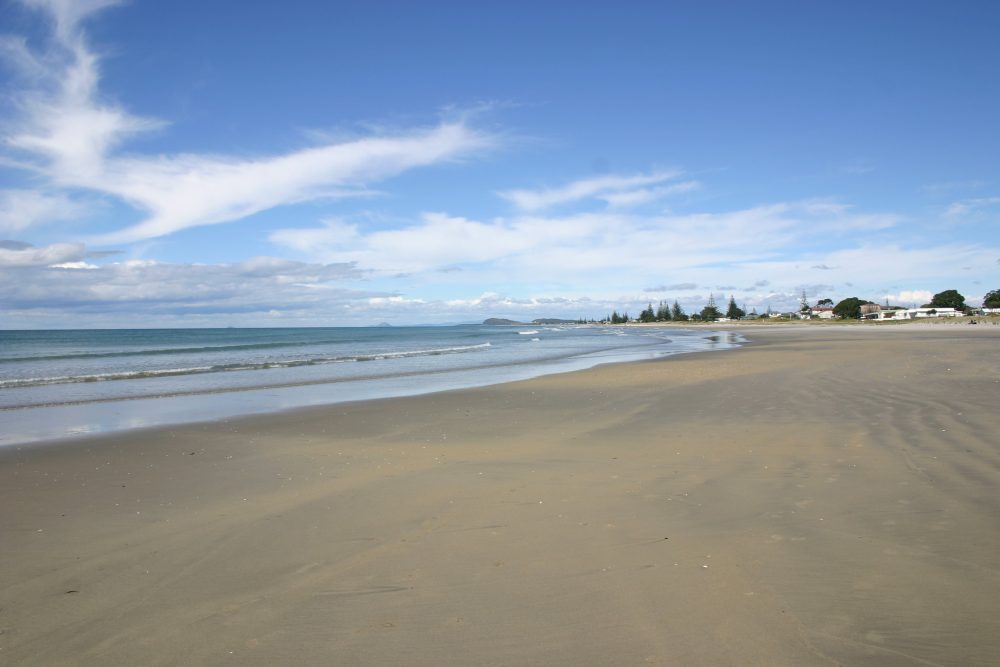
[0,342,492,389]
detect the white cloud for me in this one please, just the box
[18,0,124,41]
[841,159,875,175]
[50,260,99,269]
[271,212,537,274]
[92,123,492,244]
[269,200,911,301]
[1,0,991,323]
[793,199,899,230]
[944,197,1000,223]
[6,0,163,178]
[600,180,700,208]
[920,180,985,195]
[368,295,426,306]
[740,244,999,291]
[498,170,683,210]
[0,240,85,266]
[6,236,998,326]
[884,290,933,304]
[0,256,375,326]
[2,2,496,244]
[644,282,699,292]
[445,292,533,308]
[0,189,88,232]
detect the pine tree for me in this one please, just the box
[656,300,670,321]
[726,295,745,320]
[700,293,721,321]
[671,300,687,321]
[609,310,631,324]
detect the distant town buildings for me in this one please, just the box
[860,305,961,321]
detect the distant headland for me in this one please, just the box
[482,318,578,326]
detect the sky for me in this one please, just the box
[1,0,998,327]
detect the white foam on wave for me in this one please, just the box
[518,330,540,335]
[0,342,494,389]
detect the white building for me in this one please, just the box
[809,306,835,319]
[864,307,961,321]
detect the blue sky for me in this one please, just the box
[1,0,998,327]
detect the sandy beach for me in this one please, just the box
[2,324,999,666]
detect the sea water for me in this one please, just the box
[0,325,739,445]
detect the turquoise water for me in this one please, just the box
[0,325,739,445]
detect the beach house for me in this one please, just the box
[809,306,835,319]
[863,306,962,321]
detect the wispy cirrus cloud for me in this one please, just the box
[4,0,164,178]
[18,0,123,41]
[919,180,986,195]
[841,158,875,175]
[88,123,493,244]
[2,0,496,243]
[600,180,700,208]
[498,170,692,211]
[943,197,1000,223]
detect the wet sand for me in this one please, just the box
[2,325,999,665]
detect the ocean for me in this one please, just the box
[0,325,739,445]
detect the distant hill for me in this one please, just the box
[482,317,578,325]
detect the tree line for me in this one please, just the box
[596,288,999,324]
[831,288,999,319]
[603,295,747,323]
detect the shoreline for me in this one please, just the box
[3,320,989,449]
[2,325,999,665]
[0,327,741,448]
